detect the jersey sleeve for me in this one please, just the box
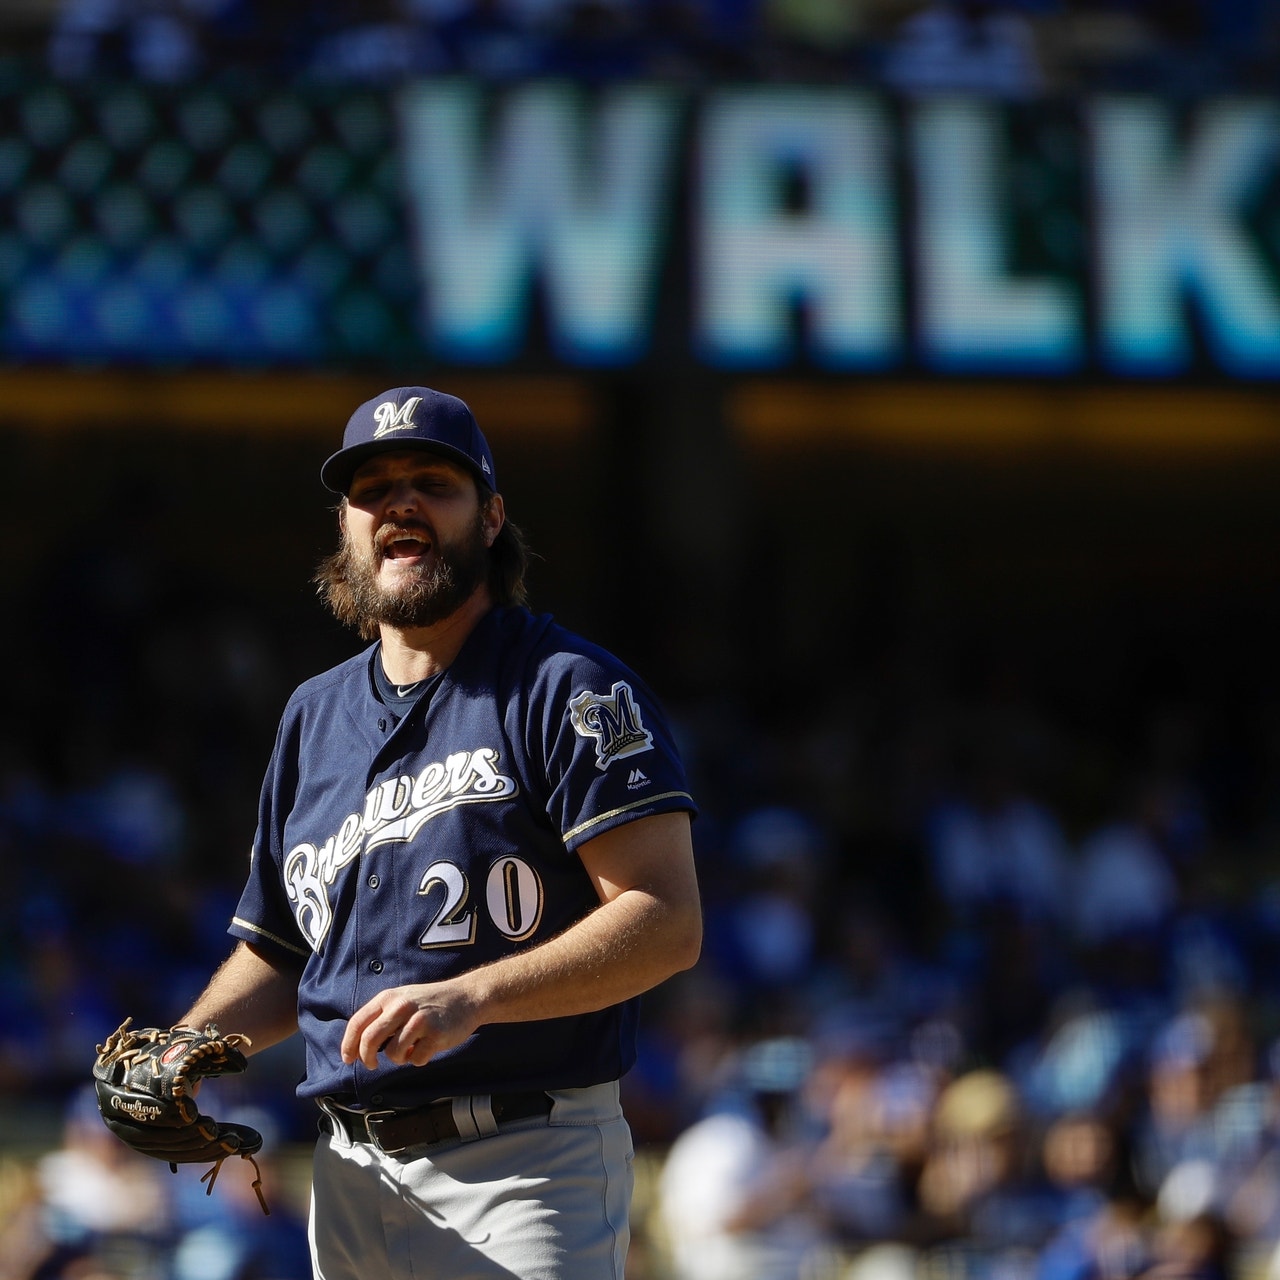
[527,642,696,853]
[228,710,312,960]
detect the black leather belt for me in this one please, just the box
[319,1091,553,1154]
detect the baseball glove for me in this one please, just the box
[93,1018,269,1213]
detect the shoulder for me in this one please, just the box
[279,646,374,718]
[468,608,637,689]
[507,609,645,684]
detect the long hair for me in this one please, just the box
[487,509,532,609]
[314,489,531,641]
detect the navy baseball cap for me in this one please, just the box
[320,386,497,495]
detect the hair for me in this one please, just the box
[486,503,532,610]
[313,486,531,641]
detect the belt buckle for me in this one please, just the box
[363,1108,405,1155]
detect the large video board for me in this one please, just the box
[2,77,1278,378]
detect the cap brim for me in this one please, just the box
[321,439,492,495]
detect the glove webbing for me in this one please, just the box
[99,1020,253,1096]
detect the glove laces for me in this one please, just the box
[195,1151,271,1215]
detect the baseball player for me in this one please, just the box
[116,386,703,1279]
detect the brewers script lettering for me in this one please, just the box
[284,747,519,951]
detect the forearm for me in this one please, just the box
[464,886,701,1022]
[343,885,702,1069]
[181,940,303,1054]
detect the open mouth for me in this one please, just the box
[379,529,431,563]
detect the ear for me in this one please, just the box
[482,492,505,548]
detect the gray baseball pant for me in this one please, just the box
[308,1081,633,1280]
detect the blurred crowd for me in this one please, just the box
[2,463,1280,1280]
[617,647,1280,1280]
[0,0,1267,96]
[0,1088,311,1280]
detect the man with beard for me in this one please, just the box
[123,386,703,1279]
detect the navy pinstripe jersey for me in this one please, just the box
[229,605,697,1108]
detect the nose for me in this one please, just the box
[383,478,421,519]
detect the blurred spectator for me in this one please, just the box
[657,1036,837,1280]
[807,1044,938,1250]
[1013,996,1139,1122]
[49,0,226,80]
[1071,772,1196,1002]
[170,1106,311,1280]
[626,965,748,1147]
[1211,1041,1280,1274]
[923,739,1075,1059]
[304,0,449,79]
[925,743,1071,929]
[1147,1201,1237,1280]
[803,899,956,1067]
[1037,1191,1154,1280]
[1040,1109,1127,1219]
[706,806,829,1000]
[1129,998,1259,1210]
[33,1085,174,1278]
[0,1156,55,1280]
[1033,1105,1154,1280]
[916,1067,1066,1251]
[878,0,1047,97]
[434,0,552,78]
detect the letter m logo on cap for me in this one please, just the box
[372,397,423,439]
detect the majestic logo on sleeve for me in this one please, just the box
[569,681,654,771]
[283,747,517,952]
[372,396,423,438]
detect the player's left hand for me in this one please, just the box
[92,1019,270,1213]
[341,982,481,1069]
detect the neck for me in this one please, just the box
[378,588,494,685]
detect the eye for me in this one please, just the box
[349,481,388,504]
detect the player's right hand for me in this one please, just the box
[341,982,482,1069]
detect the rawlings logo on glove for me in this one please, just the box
[110,1095,166,1122]
[92,1018,269,1214]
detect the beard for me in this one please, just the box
[317,509,490,638]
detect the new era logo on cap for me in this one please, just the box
[320,386,497,495]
